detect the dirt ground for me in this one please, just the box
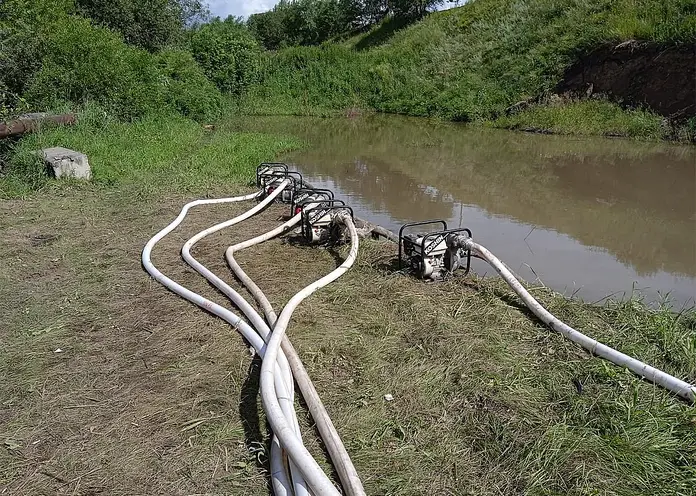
[1,188,694,496]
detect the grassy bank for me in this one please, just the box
[0,111,301,199]
[1,115,695,494]
[241,0,695,140]
[490,99,671,139]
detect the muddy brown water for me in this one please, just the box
[232,115,696,308]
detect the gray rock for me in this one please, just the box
[40,147,91,180]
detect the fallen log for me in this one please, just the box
[0,113,77,138]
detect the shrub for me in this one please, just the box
[74,0,208,51]
[0,0,222,120]
[155,49,224,121]
[0,0,75,99]
[15,15,221,120]
[188,18,262,95]
[22,16,162,119]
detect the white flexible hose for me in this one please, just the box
[225,215,367,496]
[225,214,302,324]
[179,181,310,496]
[459,238,696,402]
[141,190,299,496]
[258,214,359,496]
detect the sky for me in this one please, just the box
[206,0,459,19]
[207,0,279,19]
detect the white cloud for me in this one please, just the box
[206,0,280,19]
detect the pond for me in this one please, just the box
[232,115,696,308]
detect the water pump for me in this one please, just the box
[398,220,472,280]
[290,187,334,217]
[256,163,287,188]
[301,200,353,244]
[255,163,303,203]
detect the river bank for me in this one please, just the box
[240,1,696,143]
[1,113,695,494]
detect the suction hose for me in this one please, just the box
[190,204,365,495]
[256,213,359,496]
[225,214,367,496]
[451,235,696,402]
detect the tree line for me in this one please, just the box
[247,0,444,50]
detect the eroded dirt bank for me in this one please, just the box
[559,42,696,120]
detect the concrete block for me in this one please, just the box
[40,147,91,180]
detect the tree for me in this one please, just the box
[188,17,262,94]
[75,0,209,51]
[389,0,441,21]
[248,8,288,50]
[245,0,442,51]
[248,0,356,50]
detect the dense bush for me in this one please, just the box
[0,0,72,100]
[155,49,224,120]
[188,18,262,95]
[244,44,375,113]
[0,0,222,120]
[24,16,222,119]
[22,16,164,118]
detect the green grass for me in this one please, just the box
[492,99,670,139]
[0,109,302,199]
[241,0,696,139]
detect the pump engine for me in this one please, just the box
[255,163,303,204]
[399,220,472,280]
[290,187,334,217]
[301,200,353,244]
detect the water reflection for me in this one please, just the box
[229,115,696,306]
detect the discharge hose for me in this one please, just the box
[453,236,696,402]
[179,181,310,496]
[225,214,367,496]
[257,213,359,496]
[141,189,298,496]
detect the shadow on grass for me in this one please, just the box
[374,255,406,273]
[295,387,345,488]
[237,317,344,491]
[239,355,273,484]
[354,17,410,51]
[284,233,352,270]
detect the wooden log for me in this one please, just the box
[0,113,77,138]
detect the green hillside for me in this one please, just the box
[242,0,696,139]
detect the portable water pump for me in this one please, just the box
[398,220,472,280]
[255,163,351,243]
[256,163,287,187]
[290,187,334,216]
[300,199,353,244]
[255,163,303,204]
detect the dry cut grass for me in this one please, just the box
[1,189,695,495]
